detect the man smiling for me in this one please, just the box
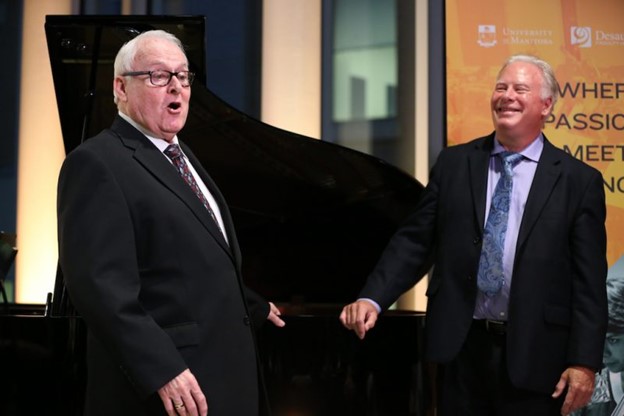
[341,54,608,415]
[491,58,555,150]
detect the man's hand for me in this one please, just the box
[552,365,595,415]
[267,302,285,327]
[158,369,208,416]
[339,300,379,339]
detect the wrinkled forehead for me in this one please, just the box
[133,37,188,68]
[496,61,542,84]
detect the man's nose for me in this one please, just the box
[499,88,516,101]
[167,75,182,92]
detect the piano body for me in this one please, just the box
[0,16,429,415]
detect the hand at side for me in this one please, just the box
[158,369,208,416]
[552,365,595,415]
[339,300,379,339]
[267,301,286,327]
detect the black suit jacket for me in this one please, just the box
[58,116,269,415]
[360,133,608,394]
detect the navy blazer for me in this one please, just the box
[360,133,608,394]
[58,116,268,415]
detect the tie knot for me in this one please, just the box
[498,151,523,176]
[164,144,183,160]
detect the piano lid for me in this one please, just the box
[46,16,424,306]
[45,15,207,153]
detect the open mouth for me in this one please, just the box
[498,107,519,113]
[168,102,181,110]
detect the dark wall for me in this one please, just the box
[151,0,263,118]
[0,0,22,235]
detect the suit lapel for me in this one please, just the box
[468,134,495,230]
[180,143,241,260]
[182,144,243,271]
[517,138,561,249]
[110,117,233,258]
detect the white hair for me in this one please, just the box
[498,54,559,110]
[112,30,187,105]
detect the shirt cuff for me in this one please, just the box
[357,297,381,313]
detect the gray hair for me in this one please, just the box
[498,54,559,110]
[113,30,187,105]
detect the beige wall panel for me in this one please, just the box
[16,0,72,303]
[262,0,321,139]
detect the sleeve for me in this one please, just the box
[357,152,443,310]
[568,168,608,371]
[243,286,270,330]
[57,146,187,397]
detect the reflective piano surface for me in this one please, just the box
[0,16,429,416]
[0,303,87,416]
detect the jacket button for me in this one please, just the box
[243,316,250,326]
[473,236,481,244]
[467,275,474,281]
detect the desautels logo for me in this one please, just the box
[477,25,497,47]
[571,26,592,48]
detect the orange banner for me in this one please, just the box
[446,0,624,271]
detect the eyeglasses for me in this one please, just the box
[122,70,195,87]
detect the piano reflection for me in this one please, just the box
[0,15,428,416]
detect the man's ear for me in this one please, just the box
[541,96,553,118]
[113,76,127,103]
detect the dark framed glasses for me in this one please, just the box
[122,70,195,87]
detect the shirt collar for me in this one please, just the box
[492,134,544,163]
[118,111,179,152]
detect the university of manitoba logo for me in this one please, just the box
[477,25,497,47]
[571,26,592,47]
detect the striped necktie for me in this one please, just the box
[164,144,225,237]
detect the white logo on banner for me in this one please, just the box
[478,25,497,47]
[571,26,592,47]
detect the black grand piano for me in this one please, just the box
[0,16,429,416]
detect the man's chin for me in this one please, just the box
[494,120,517,132]
[161,120,187,135]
